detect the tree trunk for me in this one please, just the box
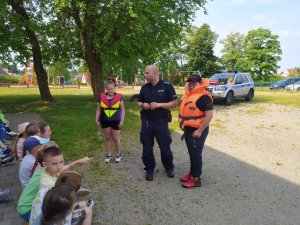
[9,0,53,102]
[71,2,104,99]
[79,28,104,98]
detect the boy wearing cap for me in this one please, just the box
[178,75,213,188]
[19,136,43,189]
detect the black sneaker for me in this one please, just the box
[166,169,175,178]
[0,153,14,164]
[0,189,10,202]
[145,171,154,181]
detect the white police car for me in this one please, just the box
[206,70,255,105]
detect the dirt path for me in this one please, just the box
[6,104,300,225]
[84,103,300,225]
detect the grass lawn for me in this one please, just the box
[0,86,299,162]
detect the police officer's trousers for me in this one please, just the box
[140,119,174,173]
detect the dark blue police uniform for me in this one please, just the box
[138,80,177,175]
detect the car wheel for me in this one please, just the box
[245,89,254,101]
[225,91,234,106]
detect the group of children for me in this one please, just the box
[2,78,125,223]
[13,120,94,225]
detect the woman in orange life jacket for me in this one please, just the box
[178,75,213,188]
[95,79,125,163]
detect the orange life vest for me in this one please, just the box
[100,92,122,121]
[178,78,212,128]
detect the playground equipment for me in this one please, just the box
[19,63,36,85]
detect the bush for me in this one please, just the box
[0,75,19,84]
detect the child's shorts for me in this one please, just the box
[100,121,120,130]
[19,211,31,220]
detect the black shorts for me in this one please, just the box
[100,121,120,130]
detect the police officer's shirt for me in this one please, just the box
[138,80,177,121]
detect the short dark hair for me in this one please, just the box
[40,146,62,163]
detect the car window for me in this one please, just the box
[246,74,254,82]
[277,79,289,85]
[235,75,242,84]
[241,74,249,83]
[210,74,235,84]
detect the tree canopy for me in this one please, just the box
[239,28,282,80]
[185,23,219,77]
[220,32,245,70]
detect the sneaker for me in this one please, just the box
[115,154,122,163]
[104,154,112,163]
[2,140,11,145]
[0,189,11,202]
[180,171,192,182]
[7,131,19,137]
[0,153,14,164]
[78,186,91,197]
[182,176,202,188]
[145,171,154,181]
[87,199,94,208]
[1,147,11,155]
[166,169,175,178]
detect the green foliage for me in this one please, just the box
[1,0,209,98]
[0,75,18,84]
[220,32,245,70]
[185,24,220,77]
[238,28,282,81]
[48,61,71,83]
[54,0,209,92]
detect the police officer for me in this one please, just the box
[138,65,177,181]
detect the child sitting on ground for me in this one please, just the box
[32,121,52,144]
[17,142,92,223]
[30,171,93,225]
[39,144,92,189]
[19,136,43,189]
[19,123,40,160]
[15,122,30,160]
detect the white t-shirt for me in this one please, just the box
[30,188,72,225]
[19,154,36,189]
[39,172,57,190]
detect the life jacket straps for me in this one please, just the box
[179,115,204,130]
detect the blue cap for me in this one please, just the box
[23,137,41,152]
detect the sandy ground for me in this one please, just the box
[85,102,300,225]
[7,103,300,225]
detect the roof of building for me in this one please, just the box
[0,68,8,75]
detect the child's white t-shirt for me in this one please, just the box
[40,172,57,190]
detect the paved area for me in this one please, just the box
[0,112,42,225]
[0,160,23,225]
